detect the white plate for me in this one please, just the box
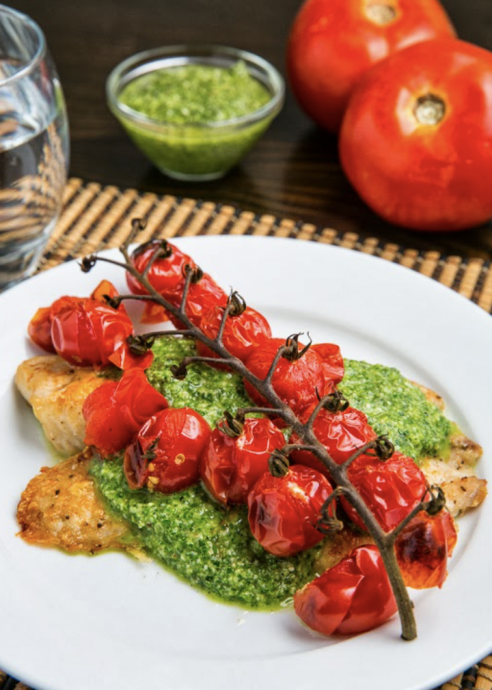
[1,236,491,690]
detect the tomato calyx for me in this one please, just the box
[183,263,204,284]
[422,484,447,517]
[268,447,291,478]
[216,410,245,438]
[282,332,312,362]
[226,290,247,317]
[413,94,446,126]
[365,3,397,26]
[317,389,350,414]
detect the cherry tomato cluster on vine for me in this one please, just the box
[27,240,458,639]
[288,0,492,231]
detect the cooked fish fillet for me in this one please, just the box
[15,355,106,456]
[17,449,136,553]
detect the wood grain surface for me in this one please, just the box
[7,0,492,260]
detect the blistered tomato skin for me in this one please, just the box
[340,39,492,231]
[197,305,272,365]
[124,407,211,493]
[287,0,455,132]
[395,510,457,589]
[200,417,286,504]
[343,452,427,532]
[294,545,398,635]
[126,240,195,297]
[248,464,334,557]
[291,404,377,474]
[244,338,336,415]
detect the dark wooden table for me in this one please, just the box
[9,0,492,260]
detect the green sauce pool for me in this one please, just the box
[92,338,453,609]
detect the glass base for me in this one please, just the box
[157,166,229,182]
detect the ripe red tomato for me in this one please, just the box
[342,452,427,532]
[196,304,271,364]
[248,464,334,557]
[124,407,211,493]
[291,404,377,473]
[83,369,168,457]
[310,343,345,385]
[340,39,492,231]
[287,0,455,133]
[200,417,285,504]
[395,509,457,589]
[167,273,228,328]
[126,240,195,297]
[294,545,398,635]
[244,338,336,415]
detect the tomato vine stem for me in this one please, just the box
[83,233,423,642]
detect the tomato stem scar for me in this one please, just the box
[414,94,446,126]
[365,3,397,26]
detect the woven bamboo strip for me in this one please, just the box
[440,674,464,690]
[180,202,216,236]
[204,205,235,235]
[360,237,380,255]
[230,211,256,235]
[458,258,484,301]
[477,267,492,312]
[419,251,441,278]
[45,184,116,266]
[74,187,135,255]
[102,192,156,250]
[295,223,317,241]
[132,195,177,244]
[318,228,338,244]
[380,243,400,262]
[400,248,420,270]
[475,657,492,690]
[439,256,462,288]
[154,198,196,238]
[41,181,101,260]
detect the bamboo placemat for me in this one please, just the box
[2,177,491,690]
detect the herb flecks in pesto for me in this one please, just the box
[120,61,270,125]
[341,360,452,462]
[91,458,320,609]
[146,337,252,427]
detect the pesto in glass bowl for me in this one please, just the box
[106,45,284,181]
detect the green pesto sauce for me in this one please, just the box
[341,360,452,463]
[146,337,252,427]
[120,62,270,124]
[91,458,320,609]
[117,62,273,178]
[92,338,453,608]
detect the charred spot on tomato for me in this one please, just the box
[413,94,446,126]
[365,3,397,26]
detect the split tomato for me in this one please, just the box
[395,509,457,589]
[200,417,285,504]
[340,39,492,231]
[248,464,334,557]
[124,407,211,493]
[294,545,397,635]
[287,0,455,132]
[82,369,168,457]
[342,452,427,532]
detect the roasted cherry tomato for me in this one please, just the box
[287,0,455,132]
[244,338,336,415]
[126,240,195,297]
[200,417,285,504]
[196,304,272,365]
[311,343,345,385]
[342,452,427,532]
[294,545,397,635]
[124,407,211,493]
[83,369,168,457]
[340,39,492,231]
[167,273,228,328]
[395,509,457,589]
[248,464,334,557]
[291,404,377,473]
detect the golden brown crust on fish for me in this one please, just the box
[17,449,135,554]
[15,355,106,456]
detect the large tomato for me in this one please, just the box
[287,0,455,132]
[339,39,492,231]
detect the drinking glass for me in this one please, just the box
[0,4,69,291]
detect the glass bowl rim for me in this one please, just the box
[106,43,285,131]
[0,3,46,87]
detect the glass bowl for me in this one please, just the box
[106,44,285,181]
